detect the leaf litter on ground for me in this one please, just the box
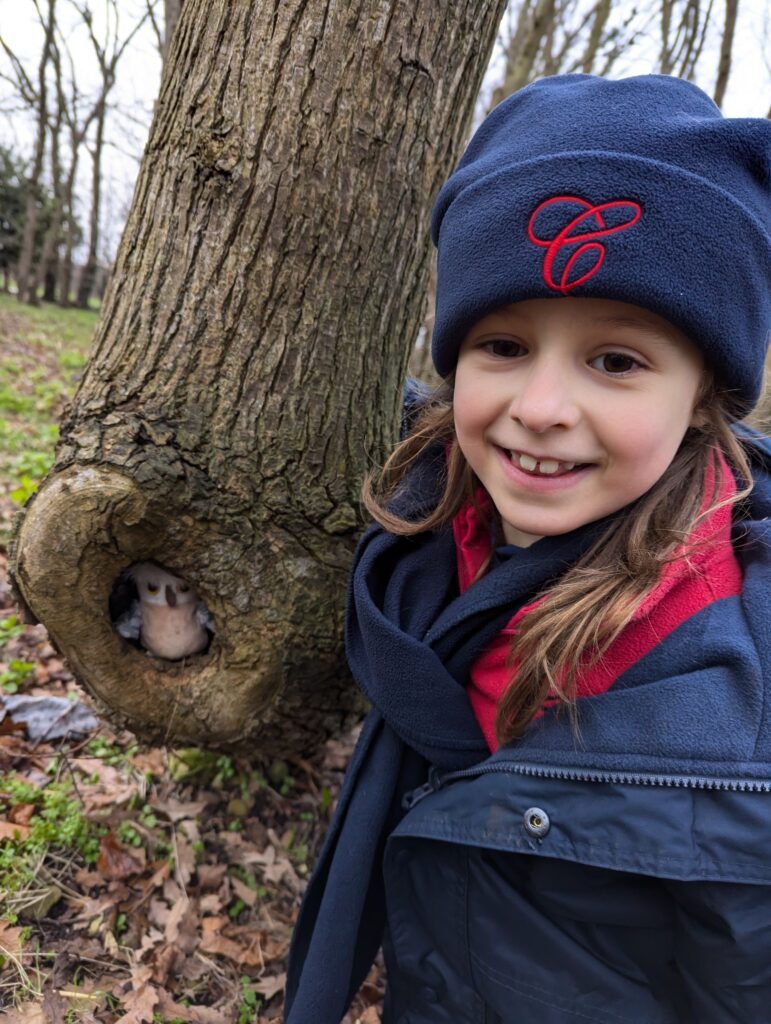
[0,547,385,1022]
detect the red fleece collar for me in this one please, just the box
[454,450,743,752]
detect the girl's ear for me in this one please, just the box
[690,407,708,429]
[689,372,714,429]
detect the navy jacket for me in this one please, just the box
[385,749,771,1021]
[286,406,771,1024]
[382,435,771,1023]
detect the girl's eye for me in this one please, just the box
[179,584,190,593]
[590,352,642,375]
[482,338,526,358]
[147,583,159,594]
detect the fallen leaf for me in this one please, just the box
[196,863,227,890]
[173,827,195,886]
[199,917,263,967]
[0,920,25,958]
[42,983,68,1024]
[97,833,145,880]
[0,818,31,840]
[156,990,231,1024]
[1,1005,48,1024]
[131,748,168,776]
[8,801,35,825]
[253,971,286,1000]
[164,896,198,954]
[71,891,122,926]
[152,796,208,822]
[148,941,180,987]
[231,875,258,907]
[199,893,223,913]
[0,714,25,736]
[115,982,160,1024]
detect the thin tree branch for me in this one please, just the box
[713,0,739,106]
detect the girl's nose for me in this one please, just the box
[508,361,580,433]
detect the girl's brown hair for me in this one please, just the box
[361,373,753,747]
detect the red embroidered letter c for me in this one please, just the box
[527,196,642,294]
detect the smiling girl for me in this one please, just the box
[285,74,771,1023]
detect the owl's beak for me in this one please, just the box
[166,585,177,607]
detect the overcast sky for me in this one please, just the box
[1,0,769,264]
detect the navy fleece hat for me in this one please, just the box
[431,74,771,411]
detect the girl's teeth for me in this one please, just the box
[511,451,576,475]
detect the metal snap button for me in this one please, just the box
[523,806,550,838]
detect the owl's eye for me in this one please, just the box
[179,584,190,593]
[147,583,160,594]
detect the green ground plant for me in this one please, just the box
[0,294,95,530]
[0,614,34,693]
[0,774,105,924]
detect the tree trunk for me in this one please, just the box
[581,0,612,72]
[660,0,676,73]
[11,0,506,756]
[42,258,58,301]
[16,0,56,305]
[75,102,105,309]
[56,149,79,307]
[713,0,738,107]
[163,0,183,63]
[492,0,557,102]
[35,63,66,303]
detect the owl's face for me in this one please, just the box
[131,563,198,607]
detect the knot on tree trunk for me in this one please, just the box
[11,463,366,754]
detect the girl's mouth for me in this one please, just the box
[495,446,594,490]
[507,448,587,477]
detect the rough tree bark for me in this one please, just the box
[11,0,507,756]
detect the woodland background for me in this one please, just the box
[1,1,770,1021]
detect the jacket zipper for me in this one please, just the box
[402,761,771,810]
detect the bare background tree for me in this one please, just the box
[1,0,57,304]
[145,0,182,64]
[73,0,152,307]
[0,0,160,306]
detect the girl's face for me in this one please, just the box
[454,297,705,547]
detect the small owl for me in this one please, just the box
[115,562,212,660]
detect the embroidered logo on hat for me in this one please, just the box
[527,196,642,295]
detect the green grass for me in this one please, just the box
[0,773,106,923]
[0,293,97,518]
